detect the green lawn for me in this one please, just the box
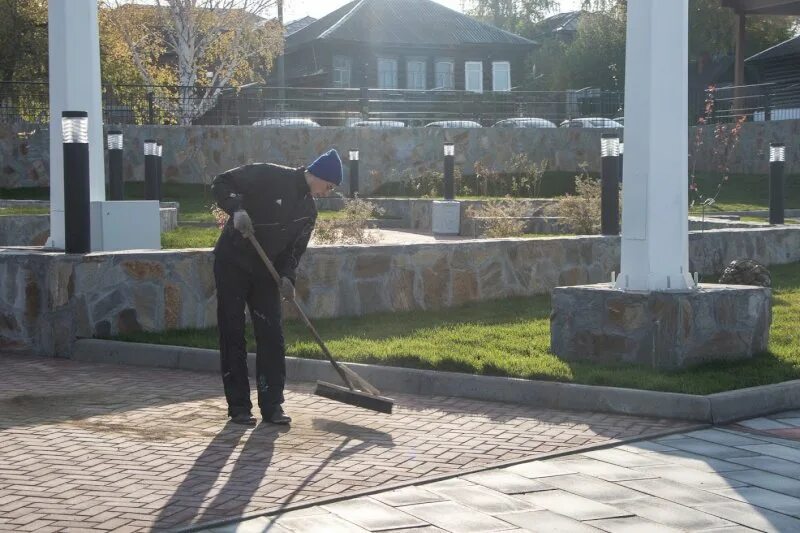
[689,172,800,214]
[113,262,800,395]
[0,206,49,215]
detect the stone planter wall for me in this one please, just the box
[3,120,798,190]
[1,225,798,356]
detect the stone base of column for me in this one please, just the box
[432,200,461,235]
[551,283,771,370]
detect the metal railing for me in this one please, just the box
[2,80,798,127]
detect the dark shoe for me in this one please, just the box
[262,405,291,425]
[230,413,257,426]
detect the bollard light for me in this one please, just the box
[62,111,91,253]
[443,142,455,200]
[600,133,620,235]
[769,142,785,225]
[770,143,785,163]
[107,130,124,201]
[349,148,360,198]
[600,134,620,158]
[618,142,624,183]
[144,139,159,201]
[155,142,163,201]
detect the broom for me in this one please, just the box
[246,234,394,414]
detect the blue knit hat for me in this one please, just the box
[307,149,343,186]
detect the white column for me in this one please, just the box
[615,0,695,292]
[47,0,106,249]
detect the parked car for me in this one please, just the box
[493,117,556,128]
[560,118,623,129]
[612,116,625,125]
[425,120,482,128]
[349,120,406,128]
[252,118,321,127]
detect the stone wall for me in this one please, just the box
[3,120,797,190]
[1,225,798,356]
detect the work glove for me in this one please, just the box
[233,209,253,237]
[280,276,295,301]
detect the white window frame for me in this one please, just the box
[435,59,454,90]
[492,61,511,92]
[465,61,483,93]
[406,59,426,90]
[332,55,352,88]
[377,58,398,89]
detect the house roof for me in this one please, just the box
[747,34,800,63]
[530,10,584,39]
[285,0,535,51]
[285,16,317,35]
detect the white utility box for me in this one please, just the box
[90,200,161,251]
[432,200,461,235]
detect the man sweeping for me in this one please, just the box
[211,150,343,426]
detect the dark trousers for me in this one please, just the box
[214,256,286,417]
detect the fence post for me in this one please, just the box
[360,87,369,120]
[763,86,772,122]
[147,91,155,124]
[237,88,248,125]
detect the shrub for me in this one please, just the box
[312,197,384,244]
[554,169,602,235]
[466,198,528,238]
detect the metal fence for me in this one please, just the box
[2,80,798,127]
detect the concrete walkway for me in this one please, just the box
[0,355,684,532]
[211,413,800,533]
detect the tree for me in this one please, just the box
[467,0,559,37]
[0,0,48,82]
[101,0,283,124]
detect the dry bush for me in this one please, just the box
[467,198,528,238]
[554,171,602,235]
[312,197,384,245]
[507,154,548,197]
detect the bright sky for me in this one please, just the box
[284,0,584,22]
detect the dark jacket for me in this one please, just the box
[211,163,317,284]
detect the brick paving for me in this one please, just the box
[0,354,685,532]
[222,413,800,533]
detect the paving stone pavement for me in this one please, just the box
[0,354,685,532]
[214,414,800,533]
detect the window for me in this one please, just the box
[377,58,398,89]
[465,61,483,93]
[407,59,426,90]
[333,56,352,88]
[434,60,454,89]
[492,61,511,92]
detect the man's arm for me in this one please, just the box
[211,165,249,216]
[275,214,317,285]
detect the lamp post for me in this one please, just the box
[144,139,158,201]
[349,149,360,198]
[618,141,624,183]
[600,133,621,235]
[769,143,785,225]
[155,142,163,202]
[62,111,91,253]
[107,130,124,201]
[443,142,455,200]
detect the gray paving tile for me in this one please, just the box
[769,409,800,418]
[400,501,516,533]
[425,478,476,490]
[737,434,800,449]
[496,510,602,532]
[323,497,427,531]
[710,486,800,517]
[378,528,447,533]
[723,469,800,498]
[616,496,734,530]
[372,486,443,507]
[660,438,760,459]
[653,450,752,472]
[775,417,800,427]
[617,441,677,454]
[737,417,793,431]
[505,461,577,479]
[515,490,631,521]
[698,526,760,532]
[686,428,770,447]
[539,474,649,504]
[586,516,684,533]
[583,448,670,468]
[695,500,800,533]
[737,443,800,464]
[727,454,800,477]
[551,457,655,482]
[619,478,737,507]
[463,470,551,494]
[427,485,535,514]
[633,464,748,490]
[276,513,372,533]
[210,518,293,533]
